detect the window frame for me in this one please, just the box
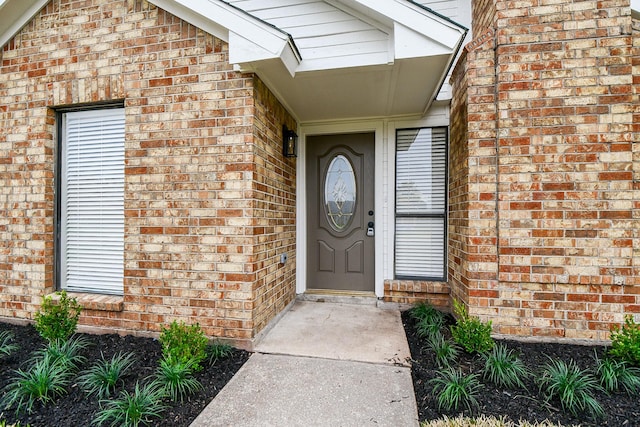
[54,102,126,295]
[394,126,448,281]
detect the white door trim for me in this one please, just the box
[296,120,385,297]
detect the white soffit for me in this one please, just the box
[632,0,639,19]
[0,0,49,48]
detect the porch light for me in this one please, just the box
[282,125,297,158]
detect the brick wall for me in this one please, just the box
[0,0,296,346]
[448,0,639,339]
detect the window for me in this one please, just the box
[58,107,125,295]
[395,127,447,280]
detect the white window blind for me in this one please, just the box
[395,127,447,280]
[60,108,125,295]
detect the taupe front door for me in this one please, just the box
[306,133,375,292]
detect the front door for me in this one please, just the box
[306,133,375,292]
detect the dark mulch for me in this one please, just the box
[402,311,640,427]
[0,321,250,426]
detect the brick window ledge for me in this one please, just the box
[50,292,124,312]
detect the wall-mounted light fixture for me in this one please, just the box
[282,125,297,158]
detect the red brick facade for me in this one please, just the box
[0,0,296,347]
[449,0,639,339]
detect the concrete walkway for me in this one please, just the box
[190,299,419,427]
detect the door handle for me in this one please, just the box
[367,221,374,237]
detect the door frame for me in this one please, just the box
[297,121,385,297]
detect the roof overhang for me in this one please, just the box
[0,0,49,48]
[1,0,467,122]
[632,0,639,19]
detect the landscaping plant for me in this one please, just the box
[1,352,74,414]
[594,352,640,395]
[608,315,640,367]
[450,299,494,354]
[480,343,529,389]
[33,335,89,372]
[159,320,208,371]
[152,357,202,402]
[537,358,604,419]
[78,351,136,398]
[34,291,82,343]
[207,341,234,365]
[429,367,482,412]
[93,381,166,427]
[427,334,459,368]
[0,330,18,359]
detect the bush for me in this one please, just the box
[159,321,208,371]
[34,291,82,343]
[480,343,529,389]
[537,358,603,419]
[608,315,640,367]
[450,299,494,354]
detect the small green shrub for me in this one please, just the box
[594,352,640,395]
[152,358,202,402]
[480,343,529,389]
[207,341,234,365]
[93,382,166,427]
[537,358,603,419]
[450,299,494,354]
[159,321,208,371]
[34,291,82,343]
[0,330,18,359]
[429,367,482,412]
[608,315,640,367]
[416,315,446,342]
[79,351,136,398]
[1,353,73,414]
[427,334,459,368]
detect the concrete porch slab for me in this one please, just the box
[189,353,419,427]
[254,300,411,366]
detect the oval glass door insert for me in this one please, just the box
[325,154,356,231]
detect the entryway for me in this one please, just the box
[305,133,375,293]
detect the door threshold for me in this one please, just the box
[299,289,378,306]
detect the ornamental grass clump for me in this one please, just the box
[427,334,459,368]
[608,315,640,367]
[34,291,82,344]
[152,357,202,402]
[78,351,136,398]
[93,381,166,427]
[32,335,90,372]
[480,343,530,389]
[1,352,74,414]
[537,358,604,419]
[410,301,447,342]
[429,367,482,412]
[0,330,18,359]
[594,352,640,395]
[159,320,208,372]
[207,341,234,365]
[450,299,494,354]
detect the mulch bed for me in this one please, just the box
[402,311,640,427]
[0,321,250,426]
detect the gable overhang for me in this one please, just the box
[0,0,49,48]
[633,0,639,19]
[1,0,466,122]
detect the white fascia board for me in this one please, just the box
[0,0,49,48]
[632,0,639,19]
[394,22,451,59]
[148,0,300,70]
[347,0,466,50]
[230,32,299,77]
